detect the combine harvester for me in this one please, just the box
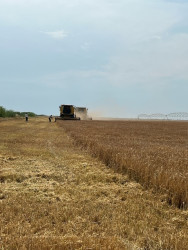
[75,107,92,120]
[55,105,92,121]
[55,105,80,121]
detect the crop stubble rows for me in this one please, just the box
[60,120,188,209]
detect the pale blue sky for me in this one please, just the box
[0,0,187,117]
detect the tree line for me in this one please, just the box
[0,106,36,118]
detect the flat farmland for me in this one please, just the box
[60,120,188,209]
[1,118,188,249]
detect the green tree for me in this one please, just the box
[0,106,6,117]
[5,110,16,117]
[0,107,36,118]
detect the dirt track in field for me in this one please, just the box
[0,118,188,249]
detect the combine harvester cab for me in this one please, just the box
[55,105,80,121]
[75,107,92,120]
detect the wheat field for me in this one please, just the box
[60,120,188,209]
[0,118,188,249]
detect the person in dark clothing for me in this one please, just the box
[49,115,52,122]
[25,113,28,122]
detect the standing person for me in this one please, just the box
[49,115,52,122]
[25,113,28,122]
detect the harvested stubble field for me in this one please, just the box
[0,118,188,250]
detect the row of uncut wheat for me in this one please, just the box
[60,120,188,209]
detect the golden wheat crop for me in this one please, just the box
[1,118,188,249]
[60,120,188,209]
